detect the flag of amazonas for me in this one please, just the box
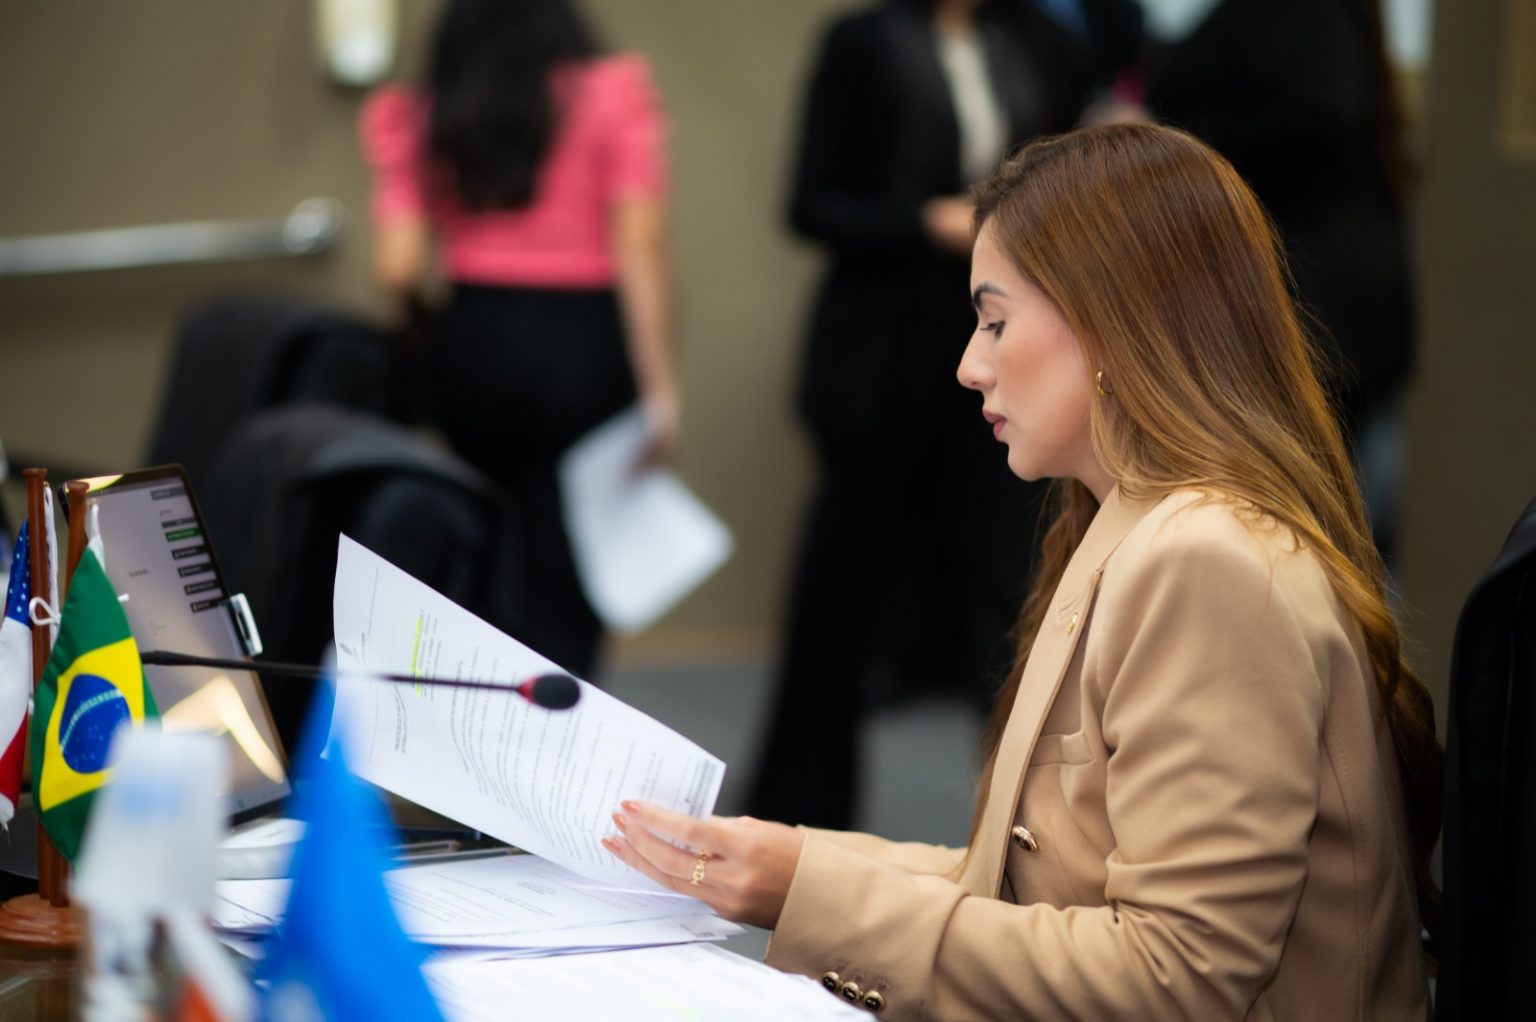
[29,547,158,862]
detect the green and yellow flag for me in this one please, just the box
[29,548,158,862]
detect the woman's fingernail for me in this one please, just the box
[621,800,640,813]
[612,813,628,831]
[601,837,620,854]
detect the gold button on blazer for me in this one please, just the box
[767,488,1429,1021]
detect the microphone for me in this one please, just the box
[515,673,580,710]
[138,650,582,711]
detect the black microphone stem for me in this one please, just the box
[139,649,560,698]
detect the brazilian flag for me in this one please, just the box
[29,548,158,862]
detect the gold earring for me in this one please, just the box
[1095,370,1114,398]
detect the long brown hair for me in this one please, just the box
[967,123,1441,939]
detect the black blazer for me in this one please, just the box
[1438,496,1536,1020]
[788,1,1086,457]
[1144,0,1414,424]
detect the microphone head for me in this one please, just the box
[527,673,581,710]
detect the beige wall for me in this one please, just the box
[1398,0,1536,728]
[0,0,846,656]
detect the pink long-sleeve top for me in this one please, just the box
[360,54,668,289]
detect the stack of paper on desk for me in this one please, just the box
[210,853,742,956]
[330,535,726,891]
[425,944,867,1021]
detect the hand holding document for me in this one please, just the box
[331,536,725,888]
[559,406,734,633]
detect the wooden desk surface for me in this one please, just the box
[0,944,77,1021]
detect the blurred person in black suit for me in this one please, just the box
[1142,0,1416,561]
[746,0,1097,831]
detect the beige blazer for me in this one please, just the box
[766,488,1429,1020]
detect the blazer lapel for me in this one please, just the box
[963,487,1158,897]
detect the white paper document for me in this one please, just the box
[381,854,707,939]
[211,878,289,933]
[211,854,740,952]
[425,943,867,1021]
[216,817,304,880]
[428,915,741,955]
[331,536,726,887]
[558,407,734,633]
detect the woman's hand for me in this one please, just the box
[922,196,974,255]
[604,801,804,930]
[638,383,681,468]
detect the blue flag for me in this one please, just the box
[257,690,444,1022]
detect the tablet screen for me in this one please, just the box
[70,466,289,817]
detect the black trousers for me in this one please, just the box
[431,284,635,679]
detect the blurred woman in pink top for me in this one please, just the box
[361,0,677,677]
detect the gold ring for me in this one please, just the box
[690,850,712,886]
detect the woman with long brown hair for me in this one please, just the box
[746,0,1088,833]
[605,123,1438,1019]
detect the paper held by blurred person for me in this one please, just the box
[360,0,679,679]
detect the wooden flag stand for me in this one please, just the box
[0,471,88,948]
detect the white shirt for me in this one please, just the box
[935,25,1008,185]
